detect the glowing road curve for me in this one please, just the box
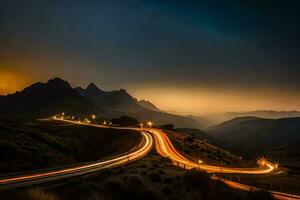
[150,128,275,174]
[0,117,299,199]
[0,119,153,190]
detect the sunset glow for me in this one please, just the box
[131,86,300,115]
[1,1,300,199]
[0,69,32,95]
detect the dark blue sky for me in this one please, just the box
[1,0,299,114]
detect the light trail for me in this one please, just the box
[0,118,153,190]
[213,177,300,200]
[43,117,300,199]
[150,128,275,174]
[148,128,299,200]
[1,115,299,199]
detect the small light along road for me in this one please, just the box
[0,118,153,190]
[0,116,299,199]
[150,128,300,200]
[151,128,275,174]
[54,118,298,199]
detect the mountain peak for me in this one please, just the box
[86,82,101,91]
[119,88,128,94]
[138,99,161,111]
[111,89,131,98]
[47,77,71,88]
[0,77,93,114]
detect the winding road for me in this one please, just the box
[151,128,275,174]
[0,118,153,190]
[0,116,299,199]
[150,128,300,199]
[216,177,300,200]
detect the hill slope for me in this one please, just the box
[176,128,259,159]
[0,120,140,173]
[164,129,248,167]
[268,142,300,168]
[203,117,300,168]
[208,117,300,148]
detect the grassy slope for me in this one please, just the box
[0,118,276,199]
[267,142,300,169]
[206,117,300,169]
[177,128,261,159]
[165,129,300,196]
[0,120,141,174]
[164,130,254,167]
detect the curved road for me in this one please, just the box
[149,128,299,199]
[150,128,275,174]
[0,117,299,199]
[0,119,153,190]
[215,177,300,200]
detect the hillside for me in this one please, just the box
[0,119,141,174]
[176,128,259,159]
[164,129,250,167]
[206,117,300,168]
[267,142,300,169]
[208,117,300,148]
[0,153,270,200]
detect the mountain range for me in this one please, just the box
[0,78,96,115]
[0,78,200,128]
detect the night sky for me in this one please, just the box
[1,0,299,115]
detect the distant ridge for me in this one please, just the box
[77,82,200,128]
[206,116,300,167]
[137,100,162,112]
[0,78,200,128]
[76,84,138,109]
[0,78,96,116]
[194,110,300,126]
[225,110,300,119]
[212,116,262,128]
[208,117,300,148]
[76,83,110,103]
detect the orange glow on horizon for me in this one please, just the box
[0,69,32,95]
[1,69,300,116]
[131,86,300,115]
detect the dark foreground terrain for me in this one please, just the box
[0,151,275,200]
[177,122,300,196]
[2,117,299,199]
[0,118,141,174]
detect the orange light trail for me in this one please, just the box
[1,115,299,200]
[0,118,153,187]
